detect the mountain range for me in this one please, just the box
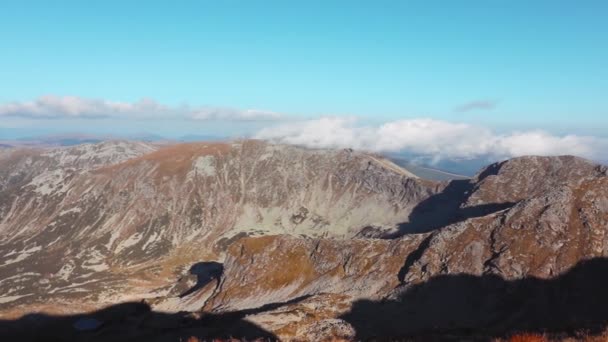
[1,140,607,341]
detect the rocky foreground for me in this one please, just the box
[0,140,607,341]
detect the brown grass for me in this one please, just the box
[97,142,232,181]
[576,329,608,342]
[508,333,548,342]
[185,338,272,342]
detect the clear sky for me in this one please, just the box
[1,1,607,160]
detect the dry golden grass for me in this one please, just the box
[228,236,319,291]
[97,142,231,182]
[576,330,608,342]
[184,337,243,342]
[507,333,548,342]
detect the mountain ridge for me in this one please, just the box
[0,140,607,340]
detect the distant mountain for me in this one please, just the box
[1,141,607,340]
[387,152,493,177]
[388,156,470,181]
[14,133,110,146]
[125,132,167,142]
[178,134,228,142]
[2,132,173,148]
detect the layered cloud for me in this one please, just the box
[3,96,606,162]
[454,99,498,112]
[191,107,282,121]
[0,95,281,121]
[254,117,608,161]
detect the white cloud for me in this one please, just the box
[0,95,282,121]
[254,117,608,161]
[4,96,606,162]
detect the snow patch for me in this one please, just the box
[58,261,75,281]
[115,232,143,253]
[82,249,109,272]
[142,230,162,251]
[59,207,82,216]
[0,272,40,285]
[2,245,42,265]
[0,294,31,304]
[43,141,156,168]
[192,155,216,177]
[26,169,70,195]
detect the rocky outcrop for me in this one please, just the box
[466,155,607,206]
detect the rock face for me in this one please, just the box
[0,140,436,315]
[1,140,607,340]
[198,156,608,340]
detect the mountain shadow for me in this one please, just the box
[180,261,224,298]
[0,300,279,342]
[387,179,514,236]
[340,257,608,340]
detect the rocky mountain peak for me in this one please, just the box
[467,155,606,207]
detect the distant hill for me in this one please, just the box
[386,152,492,177]
[15,134,109,146]
[389,157,470,181]
[178,134,228,142]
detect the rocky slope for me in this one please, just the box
[197,156,608,340]
[1,141,607,340]
[0,140,437,315]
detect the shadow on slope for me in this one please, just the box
[387,179,514,236]
[0,300,281,342]
[180,261,224,298]
[341,257,608,340]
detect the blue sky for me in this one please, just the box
[1,1,607,160]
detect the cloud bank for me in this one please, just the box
[254,117,608,162]
[3,96,606,162]
[0,95,281,121]
[191,107,282,121]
